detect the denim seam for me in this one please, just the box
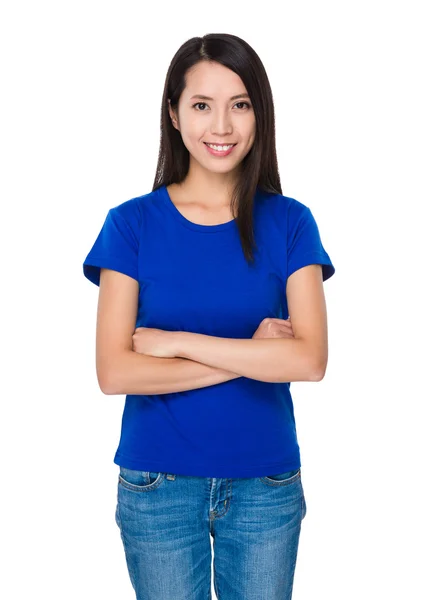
[259,469,301,487]
[118,472,165,492]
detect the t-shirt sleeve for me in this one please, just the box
[83,206,140,287]
[287,201,335,282]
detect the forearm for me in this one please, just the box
[102,350,241,395]
[175,332,320,383]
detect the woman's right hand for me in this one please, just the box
[252,317,295,339]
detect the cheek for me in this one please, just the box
[247,120,256,137]
[181,124,204,145]
[181,114,203,132]
[246,127,256,147]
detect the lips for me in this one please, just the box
[203,142,237,157]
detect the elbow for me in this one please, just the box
[97,350,135,395]
[97,366,119,395]
[100,382,118,395]
[97,349,134,395]
[310,369,325,382]
[310,358,328,382]
[98,375,116,395]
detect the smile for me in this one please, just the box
[204,143,237,157]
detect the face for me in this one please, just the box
[168,61,256,177]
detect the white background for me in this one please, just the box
[1,1,426,598]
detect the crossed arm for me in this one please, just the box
[172,332,320,383]
[96,264,328,394]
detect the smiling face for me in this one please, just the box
[168,61,256,180]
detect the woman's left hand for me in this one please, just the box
[132,327,179,358]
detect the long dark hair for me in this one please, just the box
[152,33,282,264]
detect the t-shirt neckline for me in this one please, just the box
[159,184,236,233]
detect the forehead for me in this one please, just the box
[183,61,247,97]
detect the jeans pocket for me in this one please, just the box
[259,468,301,486]
[118,467,165,492]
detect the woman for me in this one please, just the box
[83,33,335,600]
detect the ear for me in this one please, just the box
[168,99,179,130]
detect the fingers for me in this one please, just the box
[268,317,292,325]
[268,317,291,321]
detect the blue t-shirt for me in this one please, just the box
[83,184,335,477]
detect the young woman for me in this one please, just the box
[83,33,335,600]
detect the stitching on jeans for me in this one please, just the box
[260,469,301,487]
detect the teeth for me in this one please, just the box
[206,143,234,151]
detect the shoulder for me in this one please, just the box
[108,188,157,225]
[258,190,312,224]
[274,192,310,216]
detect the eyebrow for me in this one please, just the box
[190,93,250,101]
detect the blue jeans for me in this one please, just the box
[115,466,307,599]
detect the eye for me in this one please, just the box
[192,102,208,111]
[192,101,251,111]
[234,102,251,110]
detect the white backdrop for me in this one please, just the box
[1,1,426,598]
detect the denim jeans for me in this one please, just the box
[115,466,307,599]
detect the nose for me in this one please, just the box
[209,110,233,137]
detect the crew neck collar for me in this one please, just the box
[159,184,237,233]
